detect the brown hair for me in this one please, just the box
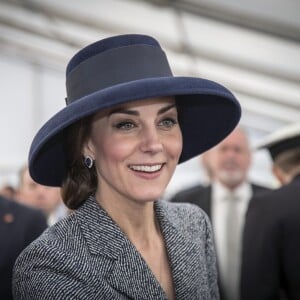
[61,117,98,209]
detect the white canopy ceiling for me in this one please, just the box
[1,0,299,133]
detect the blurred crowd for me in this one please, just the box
[0,165,69,226]
[0,164,70,299]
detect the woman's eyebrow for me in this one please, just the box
[109,103,176,117]
[109,108,139,116]
[158,104,176,115]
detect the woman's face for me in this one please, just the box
[84,97,182,204]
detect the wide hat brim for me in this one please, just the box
[29,76,241,186]
[255,122,300,160]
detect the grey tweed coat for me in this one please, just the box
[13,196,219,300]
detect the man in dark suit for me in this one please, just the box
[0,195,47,300]
[171,127,270,300]
[241,123,300,300]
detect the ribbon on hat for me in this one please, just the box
[66,44,173,104]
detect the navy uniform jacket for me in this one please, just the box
[13,196,219,299]
[0,196,47,300]
[241,174,300,300]
[170,182,270,300]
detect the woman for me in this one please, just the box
[13,34,241,299]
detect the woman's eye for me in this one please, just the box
[114,121,136,130]
[159,118,177,129]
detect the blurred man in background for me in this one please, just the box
[241,122,300,300]
[16,165,68,226]
[171,126,270,300]
[0,184,16,200]
[0,194,47,299]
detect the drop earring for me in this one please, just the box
[84,156,94,169]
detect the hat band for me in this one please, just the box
[66,44,173,104]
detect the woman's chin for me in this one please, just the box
[131,190,164,203]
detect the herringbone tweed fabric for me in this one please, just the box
[13,196,219,299]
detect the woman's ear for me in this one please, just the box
[82,138,95,159]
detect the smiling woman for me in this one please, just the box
[13,34,241,300]
[87,98,182,202]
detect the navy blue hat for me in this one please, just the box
[29,34,241,186]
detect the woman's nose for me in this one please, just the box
[139,127,163,154]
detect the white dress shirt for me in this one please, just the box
[211,180,252,300]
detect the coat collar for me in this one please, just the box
[75,196,126,259]
[75,196,201,299]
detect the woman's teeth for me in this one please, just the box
[129,164,162,172]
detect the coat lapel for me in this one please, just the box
[107,239,167,299]
[155,201,204,299]
[76,197,167,299]
[76,197,204,299]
